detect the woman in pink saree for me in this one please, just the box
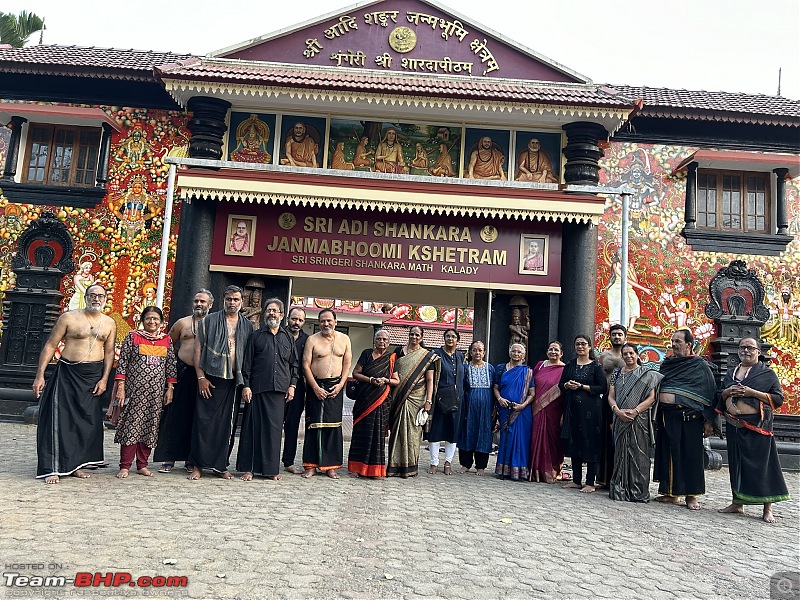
[529,341,566,483]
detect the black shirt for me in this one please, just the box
[242,325,298,393]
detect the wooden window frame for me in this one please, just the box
[696,169,770,234]
[23,123,100,188]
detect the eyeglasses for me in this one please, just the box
[738,346,759,352]
[86,293,106,300]
[575,342,588,347]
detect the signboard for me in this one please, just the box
[212,203,562,291]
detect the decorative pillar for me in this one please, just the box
[2,116,28,181]
[168,196,216,328]
[684,161,698,230]
[774,168,789,235]
[558,220,597,358]
[561,122,607,186]
[186,96,231,162]
[95,122,114,187]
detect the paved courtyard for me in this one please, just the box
[1,421,797,599]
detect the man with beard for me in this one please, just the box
[154,289,213,473]
[281,122,319,168]
[301,309,352,479]
[237,299,298,481]
[515,138,557,183]
[653,329,717,510]
[188,286,251,480]
[33,284,117,483]
[282,307,309,474]
[467,136,506,180]
[596,324,628,488]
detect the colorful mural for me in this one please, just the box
[595,141,800,414]
[0,106,188,342]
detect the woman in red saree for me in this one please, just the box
[529,341,566,483]
[347,330,399,478]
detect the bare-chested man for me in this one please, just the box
[33,284,116,483]
[153,289,213,473]
[301,308,352,479]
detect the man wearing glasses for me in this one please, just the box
[33,284,117,484]
[653,329,718,510]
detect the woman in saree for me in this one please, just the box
[493,343,535,481]
[347,330,399,478]
[607,342,662,502]
[718,338,790,523]
[457,340,494,475]
[387,326,440,478]
[529,341,566,483]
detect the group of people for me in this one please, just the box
[32,288,790,521]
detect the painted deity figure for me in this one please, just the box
[467,136,506,180]
[280,122,319,168]
[352,136,374,168]
[429,143,456,177]
[410,143,429,169]
[515,138,557,183]
[606,249,651,334]
[230,115,272,164]
[374,127,408,174]
[68,261,95,311]
[114,176,161,241]
[331,142,355,171]
[114,126,154,172]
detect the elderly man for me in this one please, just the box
[653,329,717,510]
[228,221,251,254]
[33,284,117,483]
[281,122,319,168]
[237,299,299,481]
[515,138,557,183]
[301,309,352,479]
[154,289,213,473]
[188,285,252,480]
[467,136,506,180]
[282,307,309,474]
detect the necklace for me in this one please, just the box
[477,148,493,163]
[230,235,248,252]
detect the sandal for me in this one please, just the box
[561,471,572,481]
[158,463,174,473]
[443,462,452,476]
[427,465,438,475]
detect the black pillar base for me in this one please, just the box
[187,96,232,162]
[562,122,608,186]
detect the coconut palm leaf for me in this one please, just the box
[0,11,45,48]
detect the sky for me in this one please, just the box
[6,0,800,99]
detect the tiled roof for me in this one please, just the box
[0,44,198,81]
[609,84,800,126]
[157,59,632,108]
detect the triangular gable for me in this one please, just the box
[212,0,588,83]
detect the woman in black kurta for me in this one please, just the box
[425,328,465,475]
[559,334,607,493]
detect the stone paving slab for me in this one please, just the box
[0,422,798,599]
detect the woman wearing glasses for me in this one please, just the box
[718,338,790,523]
[559,334,607,493]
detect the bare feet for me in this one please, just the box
[284,465,302,475]
[476,469,485,476]
[428,465,438,475]
[72,470,91,479]
[326,470,340,479]
[653,495,681,505]
[137,467,154,477]
[544,472,557,484]
[188,468,202,481]
[268,475,282,481]
[240,471,254,482]
[564,482,582,489]
[718,503,744,515]
[763,504,776,523]
[44,475,60,484]
[218,471,233,480]
[301,468,316,479]
[116,469,129,479]
[580,485,596,494]
[349,472,360,478]
[685,495,701,510]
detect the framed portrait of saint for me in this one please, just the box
[519,234,549,275]
[225,215,256,257]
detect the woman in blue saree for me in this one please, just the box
[493,343,535,480]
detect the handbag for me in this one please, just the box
[436,385,460,413]
[105,380,122,426]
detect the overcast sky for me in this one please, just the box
[6,0,799,99]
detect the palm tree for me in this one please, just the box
[0,11,45,48]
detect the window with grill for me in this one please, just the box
[697,170,769,233]
[24,124,100,187]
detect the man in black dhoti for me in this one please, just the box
[188,286,251,480]
[653,329,718,510]
[237,298,298,481]
[154,289,213,472]
[33,284,117,483]
[301,309,352,479]
[282,306,308,474]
